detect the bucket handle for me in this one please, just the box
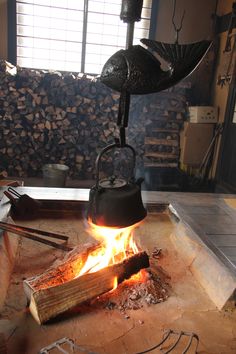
[95,143,136,188]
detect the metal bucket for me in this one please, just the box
[42,164,69,187]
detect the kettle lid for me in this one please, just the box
[99,177,127,189]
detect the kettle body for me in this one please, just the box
[87,143,147,228]
[87,178,146,227]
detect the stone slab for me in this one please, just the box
[170,201,236,309]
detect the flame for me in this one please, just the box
[112,276,118,291]
[75,220,141,278]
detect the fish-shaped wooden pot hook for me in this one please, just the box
[100,39,212,95]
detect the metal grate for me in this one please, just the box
[16,0,152,74]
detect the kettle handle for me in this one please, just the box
[95,143,136,188]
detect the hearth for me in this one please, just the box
[21,205,168,325]
[0,1,235,352]
[1,196,236,353]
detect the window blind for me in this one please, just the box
[16,0,152,74]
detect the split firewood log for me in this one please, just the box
[24,242,103,299]
[28,251,149,324]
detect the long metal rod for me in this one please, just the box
[126,22,135,49]
[0,222,72,251]
[0,221,69,241]
[117,4,136,145]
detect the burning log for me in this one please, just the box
[24,242,103,299]
[28,251,149,324]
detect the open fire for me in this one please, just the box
[24,219,152,324]
[77,220,141,279]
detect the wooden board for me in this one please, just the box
[144,152,178,158]
[145,138,178,146]
[23,242,102,299]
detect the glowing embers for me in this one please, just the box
[76,220,141,277]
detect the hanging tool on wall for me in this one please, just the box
[224,1,236,52]
[217,2,236,87]
[189,123,224,188]
[171,0,186,43]
[217,35,236,87]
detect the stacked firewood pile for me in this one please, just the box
[0,60,190,179]
[144,89,189,168]
[0,61,120,178]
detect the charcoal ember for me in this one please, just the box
[129,291,140,301]
[106,301,116,310]
[152,247,162,259]
[94,268,170,312]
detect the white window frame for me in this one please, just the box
[11,0,153,75]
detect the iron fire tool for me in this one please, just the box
[0,221,71,251]
[39,330,199,354]
[4,186,41,217]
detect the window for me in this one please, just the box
[13,0,153,74]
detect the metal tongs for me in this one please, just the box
[2,188,72,251]
[4,187,42,217]
[0,221,72,252]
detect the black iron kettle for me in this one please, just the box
[87,143,147,227]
